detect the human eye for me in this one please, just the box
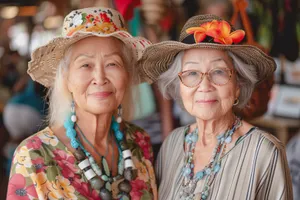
[106,62,118,67]
[211,68,227,76]
[186,70,198,76]
[81,63,90,68]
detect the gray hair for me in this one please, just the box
[157,50,258,110]
[46,38,136,127]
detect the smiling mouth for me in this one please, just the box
[196,99,217,104]
[90,92,113,98]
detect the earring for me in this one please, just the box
[233,99,239,106]
[71,100,77,122]
[116,105,122,123]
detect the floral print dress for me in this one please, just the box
[7,122,157,200]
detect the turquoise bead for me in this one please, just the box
[214,164,221,173]
[191,134,198,142]
[70,138,79,148]
[101,175,109,181]
[195,171,204,179]
[225,136,232,143]
[205,168,211,175]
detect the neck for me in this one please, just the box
[195,112,235,147]
[75,108,114,148]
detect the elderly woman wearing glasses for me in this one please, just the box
[138,15,292,199]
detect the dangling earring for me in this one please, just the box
[71,100,77,122]
[116,104,122,123]
[233,98,239,106]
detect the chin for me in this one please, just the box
[192,107,220,121]
[86,106,115,115]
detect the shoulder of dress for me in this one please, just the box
[123,121,149,138]
[249,128,285,151]
[165,126,186,142]
[160,126,186,151]
[15,127,57,153]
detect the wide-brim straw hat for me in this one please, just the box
[28,7,151,88]
[137,14,276,84]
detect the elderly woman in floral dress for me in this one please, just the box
[138,14,292,199]
[7,7,157,200]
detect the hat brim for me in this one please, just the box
[137,41,276,84]
[28,30,150,88]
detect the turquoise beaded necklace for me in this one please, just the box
[75,124,116,177]
[180,116,242,200]
[64,115,136,200]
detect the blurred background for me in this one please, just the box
[0,0,300,198]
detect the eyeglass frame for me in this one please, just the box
[178,68,234,87]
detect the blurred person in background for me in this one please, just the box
[2,75,46,175]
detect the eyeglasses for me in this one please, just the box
[178,68,233,87]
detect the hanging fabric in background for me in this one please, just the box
[270,0,299,62]
[128,9,156,120]
[114,0,141,21]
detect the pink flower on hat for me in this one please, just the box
[186,20,219,43]
[186,20,245,45]
[206,20,245,45]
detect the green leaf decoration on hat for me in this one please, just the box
[81,13,87,23]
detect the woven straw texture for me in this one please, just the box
[137,14,276,84]
[28,7,151,88]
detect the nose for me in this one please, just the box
[197,74,213,92]
[92,65,108,85]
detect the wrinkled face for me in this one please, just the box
[180,48,240,120]
[67,36,128,115]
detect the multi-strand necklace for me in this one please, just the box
[180,116,242,200]
[64,116,136,200]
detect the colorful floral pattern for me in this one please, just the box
[7,174,38,200]
[66,10,126,36]
[7,122,157,200]
[186,20,245,45]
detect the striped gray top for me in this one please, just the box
[156,127,293,200]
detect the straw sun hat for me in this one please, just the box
[27,7,151,88]
[137,14,276,84]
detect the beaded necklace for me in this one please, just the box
[76,124,115,175]
[64,116,136,200]
[180,116,242,200]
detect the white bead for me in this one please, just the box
[78,158,90,170]
[124,159,134,168]
[71,115,77,122]
[117,116,122,123]
[122,150,132,159]
[84,169,96,180]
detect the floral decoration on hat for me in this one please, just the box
[186,20,245,45]
[66,9,126,36]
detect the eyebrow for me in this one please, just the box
[183,58,226,66]
[210,58,227,63]
[73,54,94,62]
[183,61,199,66]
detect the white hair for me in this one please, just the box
[157,50,258,110]
[46,38,136,127]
